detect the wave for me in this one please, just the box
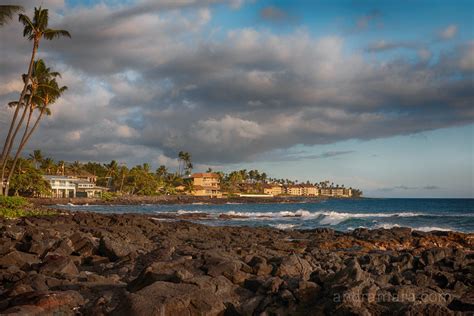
[375,223,453,231]
[155,209,430,225]
[270,223,299,230]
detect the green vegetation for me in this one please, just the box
[0,195,56,218]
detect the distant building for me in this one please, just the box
[286,185,303,196]
[75,180,106,198]
[43,175,77,198]
[263,184,283,196]
[320,188,332,196]
[191,173,222,198]
[301,185,319,196]
[43,175,105,198]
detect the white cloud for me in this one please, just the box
[439,24,458,39]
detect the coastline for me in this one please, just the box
[0,211,472,315]
[28,195,348,206]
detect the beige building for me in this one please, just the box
[192,173,222,198]
[286,185,303,196]
[320,188,332,196]
[301,185,319,196]
[263,184,283,196]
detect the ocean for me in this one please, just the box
[56,198,474,233]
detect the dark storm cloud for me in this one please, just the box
[1,1,473,165]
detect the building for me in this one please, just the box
[191,173,222,198]
[320,188,332,196]
[43,175,77,198]
[75,180,106,198]
[263,184,283,196]
[285,185,303,196]
[43,175,105,198]
[301,185,319,196]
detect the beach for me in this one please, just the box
[0,210,472,315]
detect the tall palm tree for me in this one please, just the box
[29,149,43,169]
[2,60,59,165]
[0,7,70,182]
[4,77,67,195]
[0,5,23,26]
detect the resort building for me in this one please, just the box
[191,173,222,198]
[285,185,303,196]
[263,184,283,196]
[75,180,106,198]
[320,188,332,196]
[43,175,105,198]
[301,185,319,196]
[43,175,77,198]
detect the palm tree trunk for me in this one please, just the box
[4,107,42,196]
[0,39,38,195]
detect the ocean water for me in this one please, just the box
[56,198,474,233]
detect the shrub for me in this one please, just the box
[0,196,30,209]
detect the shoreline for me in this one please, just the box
[29,195,349,206]
[0,211,472,315]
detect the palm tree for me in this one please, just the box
[4,76,67,195]
[57,160,65,175]
[70,161,82,174]
[29,149,43,169]
[0,5,23,26]
[156,165,167,179]
[41,157,55,174]
[2,60,59,168]
[0,7,70,184]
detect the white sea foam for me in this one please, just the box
[413,226,453,232]
[270,224,299,230]
[176,210,206,214]
[375,223,453,232]
[165,209,426,224]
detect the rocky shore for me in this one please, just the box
[29,195,332,206]
[0,212,473,315]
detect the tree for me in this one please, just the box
[156,165,168,179]
[41,158,54,174]
[0,7,70,195]
[28,149,43,169]
[9,158,50,197]
[0,5,23,26]
[69,161,82,174]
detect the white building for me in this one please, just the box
[43,175,105,198]
[44,175,77,198]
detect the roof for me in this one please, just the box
[193,185,221,190]
[192,173,220,179]
[43,175,75,181]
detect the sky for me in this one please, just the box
[0,0,473,198]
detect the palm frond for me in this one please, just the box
[18,13,34,38]
[43,28,71,40]
[0,5,23,26]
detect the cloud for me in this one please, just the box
[423,185,440,190]
[0,1,473,166]
[266,150,355,162]
[260,6,289,22]
[439,24,458,40]
[366,40,418,52]
[380,185,441,192]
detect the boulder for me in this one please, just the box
[99,236,137,261]
[3,290,84,315]
[114,281,227,316]
[0,251,40,270]
[275,254,313,280]
[39,255,79,276]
